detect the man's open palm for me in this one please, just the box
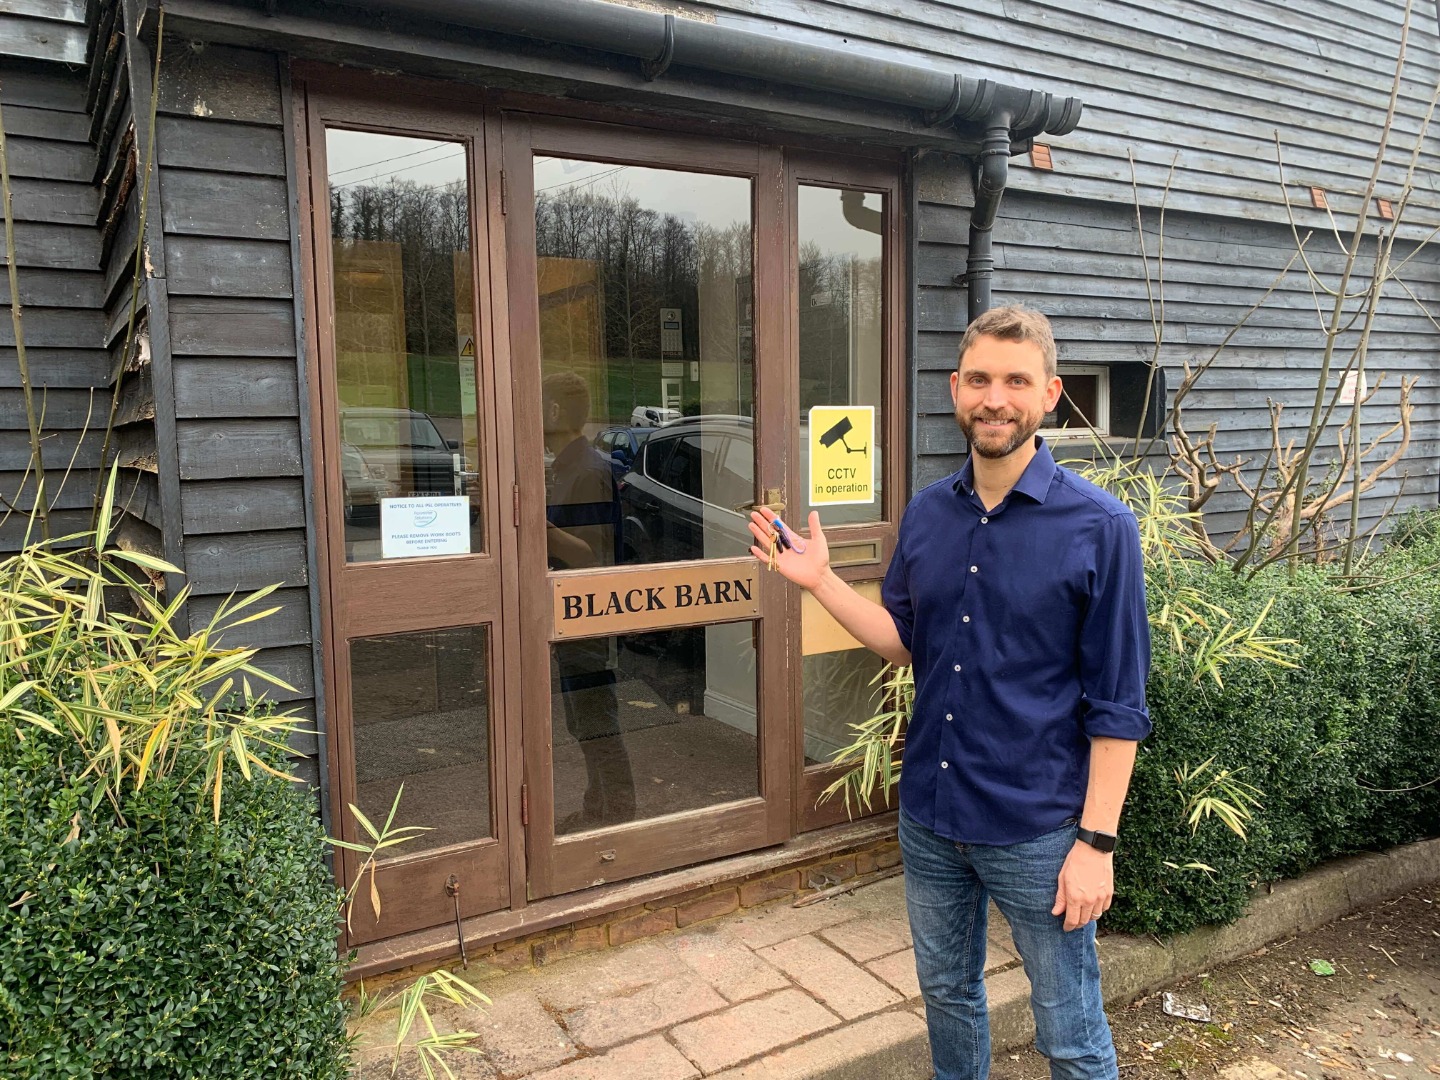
[748,509,829,590]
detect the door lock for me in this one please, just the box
[737,487,786,513]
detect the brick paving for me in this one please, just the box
[348,872,1026,1079]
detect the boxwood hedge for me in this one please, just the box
[0,727,349,1078]
[1111,511,1440,935]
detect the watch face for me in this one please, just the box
[1079,828,1117,853]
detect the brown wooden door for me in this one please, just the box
[503,115,793,898]
[304,93,519,944]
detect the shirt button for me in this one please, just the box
[962,615,971,623]
[941,761,949,769]
[945,712,953,721]
[970,565,978,573]
[981,517,989,524]
[953,663,961,672]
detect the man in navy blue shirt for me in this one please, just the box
[751,306,1150,1079]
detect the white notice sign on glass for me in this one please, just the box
[380,497,471,559]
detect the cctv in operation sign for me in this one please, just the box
[808,406,875,506]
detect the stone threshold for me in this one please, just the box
[348,836,1440,1079]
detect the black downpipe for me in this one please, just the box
[965,114,1014,323]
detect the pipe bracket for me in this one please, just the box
[642,14,676,82]
[923,75,963,127]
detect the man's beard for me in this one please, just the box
[957,406,1044,460]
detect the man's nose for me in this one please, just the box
[982,381,1009,409]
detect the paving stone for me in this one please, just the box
[669,988,841,1073]
[526,1036,699,1080]
[664,926,789,1003]
[350,1002,464,1053]
[758,935,903,1019]
[535,941,688,1012]
[727,897,860,950]
[460,990,576,1076]
[706,1011,930,1080]
[563,974,726,1050]
[353,1045,496,1079]
[818,914,912,962]
[866,948,923,1000]
[1218,1062,1288,1080]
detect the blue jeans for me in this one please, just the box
[899,809,1117,1080]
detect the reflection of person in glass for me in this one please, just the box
[543,372,635,830]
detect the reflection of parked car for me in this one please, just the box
[340,441,388,524]
[592,426,653,480]
[340,407,465,504]
[618,415,754,564]
[630,405,681,428]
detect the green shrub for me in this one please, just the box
[0,504,349,1078]
[0,731,349,1078]
[1111,524,1440,935]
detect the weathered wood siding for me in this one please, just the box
[150,40,320,784]
[915,155,1440,541]
[708,0,1440,236]
[0,6,107,552]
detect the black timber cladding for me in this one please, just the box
[0,33,107,551]
[146,40,322,782]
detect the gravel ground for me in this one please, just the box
[990,886,1440,1079]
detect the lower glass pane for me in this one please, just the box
[801,583,888,767]
[551,622,758,835]
[351,626,492,859]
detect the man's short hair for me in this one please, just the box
[542,370,591,430]
[956,306,1057,379]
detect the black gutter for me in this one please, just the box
[343,0,1083,324]
[360,0,1081,142]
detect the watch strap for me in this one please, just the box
[1076,826,1117,853]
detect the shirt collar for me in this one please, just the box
[953,436,1057,505]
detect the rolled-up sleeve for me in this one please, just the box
[1078,511,1152,741]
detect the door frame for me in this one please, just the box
[297,84,526,945]
[784,151,909,833]
[295,66,909,942]
[501,113,794,899]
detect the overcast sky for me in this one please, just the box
[326,128,881,257]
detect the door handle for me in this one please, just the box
[738,487,785,513]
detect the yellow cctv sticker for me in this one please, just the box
[809,406,875,506]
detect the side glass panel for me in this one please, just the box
[801,583,888,767]
[533,157,755,567]
[327,130,483,562]
[351,625,493,858]
[796,185,884,526]
[551,622,758,834]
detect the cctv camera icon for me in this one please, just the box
[819,416,867,456]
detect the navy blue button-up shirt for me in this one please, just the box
[881,438,1151,846]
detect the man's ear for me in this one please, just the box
[949,369,961,408]
[1044,374,1064,413]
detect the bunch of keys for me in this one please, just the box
[765,515,806,572]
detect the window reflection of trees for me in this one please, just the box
[797,241,883,413]
[329,178,471,362]
[534,182,752,422]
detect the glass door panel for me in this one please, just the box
[508,119,789,899]
[796,184,885,528]
[307,98,513,946]
[327,130,485,562]
[788,162,905,832]
[351,625,493,855]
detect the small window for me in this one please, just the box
[1044,364,1110,437]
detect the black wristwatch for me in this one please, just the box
[1075,826,1117,853]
